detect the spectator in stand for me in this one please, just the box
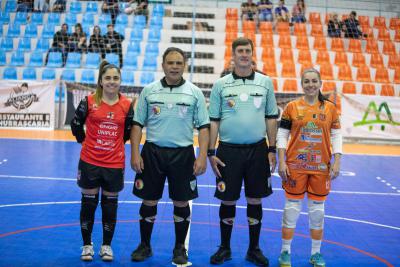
[327,13,343,38]
[17,0,33,12]
[68,23,87,53]
[275,0,290,23]
[46,23,69,66]
[102,0,119,25]
[257,0,273,22]
[51,0,66,12]
[89,26,106,59]
[104,24,124,68]
[220,59,235,77]
[343,11,367,39]
[291,0,306,23]
[125,0,149,22]
[241,0,258,23]
[34,0,48,12]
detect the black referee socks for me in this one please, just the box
[173,205,191,248]
[139,203,157,246]
[247,203,263,250]
[219,203,236,249]
[101,194,118,246]
[80,193,99,246]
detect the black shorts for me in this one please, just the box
[77,159,125,193]
[214,139,273,201]
[133,142,198,201]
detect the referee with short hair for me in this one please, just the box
[208,37,279,267]
[129,47,210,265]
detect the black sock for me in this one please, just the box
[247,203,263,250]
[173,205,191,248]
[101,194,118,246]
[139,203,157,246]
[80,193,99,246]
[219,203,236,249]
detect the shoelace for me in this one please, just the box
[81,246,93,255]
[102,246,112,256]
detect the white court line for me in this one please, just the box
[0,200,399,231]
[1,174,400,196]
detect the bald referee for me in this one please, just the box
[208,37,278,267]
[129,47,210,265]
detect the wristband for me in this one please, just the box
[268,146,276,153]
[207,149,216,157]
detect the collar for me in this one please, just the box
[161,77,186,88]
[232,71,255,80]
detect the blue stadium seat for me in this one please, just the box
[149,15,163,29]
[61,69,76,82]
[145,43,159,56]
[30,12,43,25]
[0,50,6,65]
[134,15,146,28]
[42,24,56,38]
[0,38,14,51]
[7,23,21,37]
[86,1,98,14]
[65,52,81,68]
[82,24,91,36]
[82,13,94,25]
[65,13,77,25]
[115,24,125,37]
[47,52,63,68]
[147,28,161,43]
[140,72,155,86]
[35,38,50,52]
[3,67,17,79]
[81,69,96,84]
[118,2,129,12]
[47,13,61,25]
[18,37,31,51]
[152,4,165,17]
[121,70,134,86]
[24,23,38,37]
[10,50,25,66]
[0,26,2,36]
[142,57,157,71]
[99,14,112,25]
[5,1,17,12]
[123,53,138,70]
[116,14,128,27]
[127,41,141,55]
[42,68,55,80]
[99,23,108,36]
[105,53,120,67]
[85,52,101,68]
[22,67,37,80]
[0,12,11,24]
[130,28,143,42]
[69,1,82,13]
[14,12,28,24]
[28,51,44,67]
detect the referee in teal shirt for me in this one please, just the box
[130,47,210,265]
[208,38,278,267]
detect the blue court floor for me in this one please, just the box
[0,138,399,267]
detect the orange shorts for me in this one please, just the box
[282,169,331,201]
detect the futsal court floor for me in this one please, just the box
[0,129,399,267]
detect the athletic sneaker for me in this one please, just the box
[309,252,326,267]
[99,245,113,261]
[278,251,291,267]
[81,244,94,261]
[172,244,188,264]
[131,243,153,262]
[210,246,232,265]
[245,247,269,266]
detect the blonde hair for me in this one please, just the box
[94,60,121,106]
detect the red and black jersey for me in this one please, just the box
[80,94,131,168]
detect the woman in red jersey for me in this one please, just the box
[276,68,342,267]
[71,61,134,262]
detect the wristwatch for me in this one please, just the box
[207,149,216,157]
[268,146,276,153]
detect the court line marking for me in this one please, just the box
[0,219,394,267]
[376,176,400,193]
[0,201,399,231]
[1,174,400,196]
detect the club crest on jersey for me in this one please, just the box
[227,99,235,108]
[217,181,226,192]
[152,105,161,115]
[135,179,144,190]
[253,97,262,108]
[107,112,114,119]
[190,179,197,191]
[319,114,326,121]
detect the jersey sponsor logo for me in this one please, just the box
[227,99,235,108]
[217,181,226,192]
[296,153,308,162]
[305,121,318,129]
[97,122,118,138]
[300,134,322,143]
[253,97,262,108]
[190,179,197,191]
[310,154,322,163]
[152,105,161,115]
[301,127,322,135]
[239,93,249,102]
[135,178,144,190]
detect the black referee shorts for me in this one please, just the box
[214,139,273,201]
[133,142,198,201]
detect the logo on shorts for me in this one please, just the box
[77,170,81,181]
[190,179,197,191]
[227,99,235,108]
[217,181,226,192]
[135,179,144,190]
[152,105,161,115]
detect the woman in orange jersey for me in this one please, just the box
[276,68,342,267]
[70,61,134,262]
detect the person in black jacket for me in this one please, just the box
[89,26,106,58]
[327,12,343,38]
[46,23,69,66]
[104,24,125,67]
[343,11,366,39]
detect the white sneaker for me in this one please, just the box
[81,244,94,261]
[99,245,114,261]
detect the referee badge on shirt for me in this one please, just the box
[179,106,188,118]
[253,97,262,108]
[190,179,197,191]
[135,179,144,190]
[217,181,226,192]
[227,99,235,108]
[152,105,161,115]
